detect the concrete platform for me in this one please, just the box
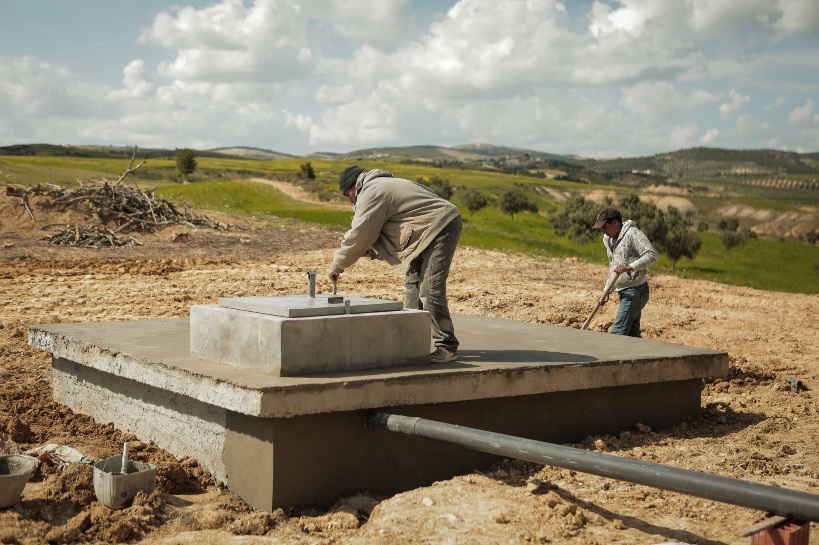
[29,314,728,510]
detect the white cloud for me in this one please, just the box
[0,56,112,121]
[308,87,399,146]
[689,0,776,34]
[719,89,750,119]
[669,122,700,149]
[700,127,720,144]
[108,60,154,100]
[690,89,718,106]
[787,99,815,126]
[620,81,689,118]
[764,96,786,111]
[771,0,819,35]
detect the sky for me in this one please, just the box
[1,0,818,158]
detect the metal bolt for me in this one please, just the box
[307,270,317,298]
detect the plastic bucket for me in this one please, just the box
[93,455,157,509]
[0,455,38,508]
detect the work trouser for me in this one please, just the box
[610,282,650,337]
[403,216,462,351]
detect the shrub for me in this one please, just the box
[417,175,453,200]
[459,189,488,218]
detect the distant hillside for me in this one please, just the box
[340,143,573,163]
[0,143,295,161]
[0,143,249,160]
[209,146,293,160]
[575,147,819,177]
[0,143,158,159]
[304,151,342,159]
[453,143,573,162]
[341,145,480,162]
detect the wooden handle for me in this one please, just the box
[581,271,622,330]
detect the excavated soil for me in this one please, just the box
[1,191,818,544]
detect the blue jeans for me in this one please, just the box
[404,217,462,351]
[611,282,650,337]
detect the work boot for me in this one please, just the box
[430,347,457,363]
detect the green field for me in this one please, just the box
[2,154,817,294]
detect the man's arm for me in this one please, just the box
[328,194,390,276]
[626,229,658,271]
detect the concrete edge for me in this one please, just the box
[256,354,728,417]
[29,325,728,419]
[29,327,265,416]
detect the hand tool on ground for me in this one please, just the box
[581,271,622,330]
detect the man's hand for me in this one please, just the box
[614,264,633,274]
[326,269,340,284]
[598,292,610,305]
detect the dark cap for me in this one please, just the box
[592,206,621,228]
[338,166,364,194]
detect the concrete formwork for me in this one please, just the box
[29,313,728,510]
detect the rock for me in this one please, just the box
[526,478,544,493]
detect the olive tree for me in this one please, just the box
[718,217,754,251]
[550,195,601,243]
[175,148,197,181]
[656,206,701,270]
[499,190,538,219]
[459,189,488,218]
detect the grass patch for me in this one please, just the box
[669,233,819,293]
[156,180,353,228]
[0,156,124,185]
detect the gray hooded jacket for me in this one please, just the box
[330,169,461,275]
[603,219,658,291]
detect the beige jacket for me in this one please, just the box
[330,169,461,275]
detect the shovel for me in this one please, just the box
[581,271,622,330]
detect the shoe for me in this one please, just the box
[430,347,457,363]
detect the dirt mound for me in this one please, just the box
[641,194,697,213]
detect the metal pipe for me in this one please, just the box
[366,412,819,522]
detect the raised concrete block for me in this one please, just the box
[190,304,431,376]
[219,295,402,317]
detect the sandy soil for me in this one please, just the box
[1,191,818,544]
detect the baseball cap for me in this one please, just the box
[592,206,621,228]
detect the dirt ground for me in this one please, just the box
[1,190,818,544]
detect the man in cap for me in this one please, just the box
[592,206,657,337]
[326,166,463,363]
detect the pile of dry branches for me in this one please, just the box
[5,147,227,248]
[42,225,143,249]
[21,182,220,233]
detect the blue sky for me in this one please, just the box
[1,0,817,157]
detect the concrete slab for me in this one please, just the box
[29,314,728,510]
[190,305,430,375]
